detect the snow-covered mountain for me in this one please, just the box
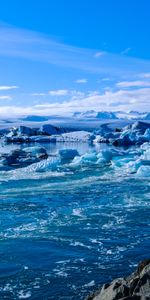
[73,110,97,118]
[73,110,149,120]
[73,110,118,119]
[96,111,118,119]
[114,111,146,120]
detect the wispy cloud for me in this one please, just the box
[1,87,150,116]
[94,52,105,58]
[1,24,150,77]
[0,85,18,90]
[48,89,69,96]
[31,93,46,96]
[121,47,132,55]
[117,80,150,88]
[0,95,12,100]
[102,77,111,81]
[32,89,85,99]
[0,24,106,74]
[75,78,88,84]
[140,72,150,78]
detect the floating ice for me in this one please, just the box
[40,124,65,135]
[54,131,95,143]
[136,165,150,177]
[97,150,113,164]
[59,149,79,160]
[26,157,61,172]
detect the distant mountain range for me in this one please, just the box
[20,115,50,122]
[72,110,148,120]
[1,111,150,124]
[72,111,118,119]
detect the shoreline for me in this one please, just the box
[85,259,150,300]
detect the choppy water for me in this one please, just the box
[0,142,150,299]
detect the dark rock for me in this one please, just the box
[120,296,141,299]
[115,128,122,132]
[137,260,150,274]
[85,260,150,300]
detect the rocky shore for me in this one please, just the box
[85,260,150,300]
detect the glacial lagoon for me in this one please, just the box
[0,122,150,299]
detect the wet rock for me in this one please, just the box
[85,260,150,300]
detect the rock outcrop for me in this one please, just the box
[85,259,150,300]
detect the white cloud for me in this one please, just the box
[31,93,46,96]
[48,89,69,96]
[75,78,87,84]
[140,73,150,78]
[0,85,18,90]
[1,87,150,117]
[94,52,105,58]
[102,77,111,81]
[121,47,131,55]
[48,89,85,99]
[116,80,150,88]
[0,95,12,100]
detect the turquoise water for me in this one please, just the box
[0,143,150,299]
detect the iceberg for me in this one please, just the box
[59,149,79,160]
[40,124,65,135]
[0,146,48,170]
[55,131,95,143]
[137,165,150,177]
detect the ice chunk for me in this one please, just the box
[137,165,150,177]
[25,157,61,172]
[59,149,79,160]
[93,135,109,144]
[97,150,113,164]
[18,126,38,136]
[0,146,48,170]
[144,128,150,140]
[131,121,150,133]
[40,124,65,135]
[23,146,48,159]
[54,131,95,143]
[71,152,97,166]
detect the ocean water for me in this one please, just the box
[0,142,150,300]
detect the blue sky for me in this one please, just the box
[0,0,150,117]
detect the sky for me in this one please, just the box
[0,0,150,117]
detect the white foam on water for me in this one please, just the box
[72,208,85,217]
[70,241,92,249]
[18,291,31,299]
[83,280,95,288]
